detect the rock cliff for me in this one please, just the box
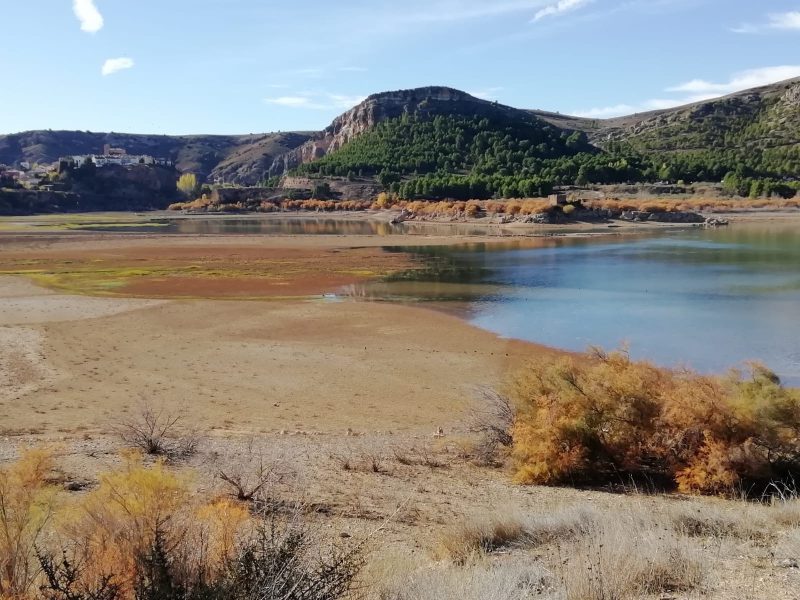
[268,87,530,175]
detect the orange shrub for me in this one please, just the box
[510,349,800,495]
[0,449,57,599]
[57,452,253,597]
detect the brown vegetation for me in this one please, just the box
[0,451,364,600]
[170,193,800,219]
[510,348,800,495]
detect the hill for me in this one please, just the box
[0,130,312,185]
[277,81,800,199]
[2,78,799,201]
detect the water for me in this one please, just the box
[357,225,800,384]
[62,215,523,237]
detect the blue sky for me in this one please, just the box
[1,0,799,134]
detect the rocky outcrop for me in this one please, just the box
[269,87,533,176]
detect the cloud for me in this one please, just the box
[573,99,684,118]
[467,87,505,100]
[265,92,366,111]
[574,65,800,118]
[265,96,324,108]
[667,65,800,94]
[732,11,800,34]
[328,94,367,108]
[768,11,800,30]
[73,0,103,33]
[532,0,592,22]
[101,57,134,76]
[398,1,551,23]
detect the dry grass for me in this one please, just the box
[560,513,705,600]
[375,557,556,600]
[435,513,527,563]
[429,504,709,598]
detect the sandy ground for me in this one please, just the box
[0,274,546,437]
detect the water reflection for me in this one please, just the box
[360,226,800,385]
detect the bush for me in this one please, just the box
[31,453,363,600]
[0,449,57,599]
[116,402,198,459]
[510,348,800,495]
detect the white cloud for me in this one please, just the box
[532,0,591,22]
[768,11,800,30]
[398,1,550,23]
[328,94,367,108]
[732,11,800,34]
[265,96,322,108]
[73,0,103,33]
[667,66,800,94]
[101,57,134,76]
[574,65,800,118]
[467,87,505,100]
[265,92,366,111]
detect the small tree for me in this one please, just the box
[177,173,198,199]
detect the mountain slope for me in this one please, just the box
[280,87,596,198]
[268,86,585,175]
[277,80,800,198]
[2,78,799,199]
[0,130,312,185]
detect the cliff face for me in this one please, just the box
[268,87,526,175]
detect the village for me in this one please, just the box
[0,144,172,192]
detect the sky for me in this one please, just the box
[1,0,799,135]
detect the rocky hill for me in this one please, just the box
[2,78,799,198]
[267,86,554,176]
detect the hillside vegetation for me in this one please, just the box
[292,81,800,200]
[2,79,800,201]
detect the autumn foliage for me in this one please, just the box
[0,451,362,600]
[511,349,800,495]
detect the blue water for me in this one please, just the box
[367,225,800,385]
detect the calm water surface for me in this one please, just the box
[358,225,800,384]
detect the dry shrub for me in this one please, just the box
[435,514,526,564]
[519,508,597,547]
[378,558,554,600]
[468,388,514,466]
[430,507,703,599]
[665,501,770,543]
[116,402,198,459]
[586,196,800,215]
[436,508,597,564]
[560,511,705,600]
[768,481,800,528]
[0,448,57,599]
[216,443,292,502]
[56,452,212,596]
[510,348,800,495]
[29,452,363,600]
